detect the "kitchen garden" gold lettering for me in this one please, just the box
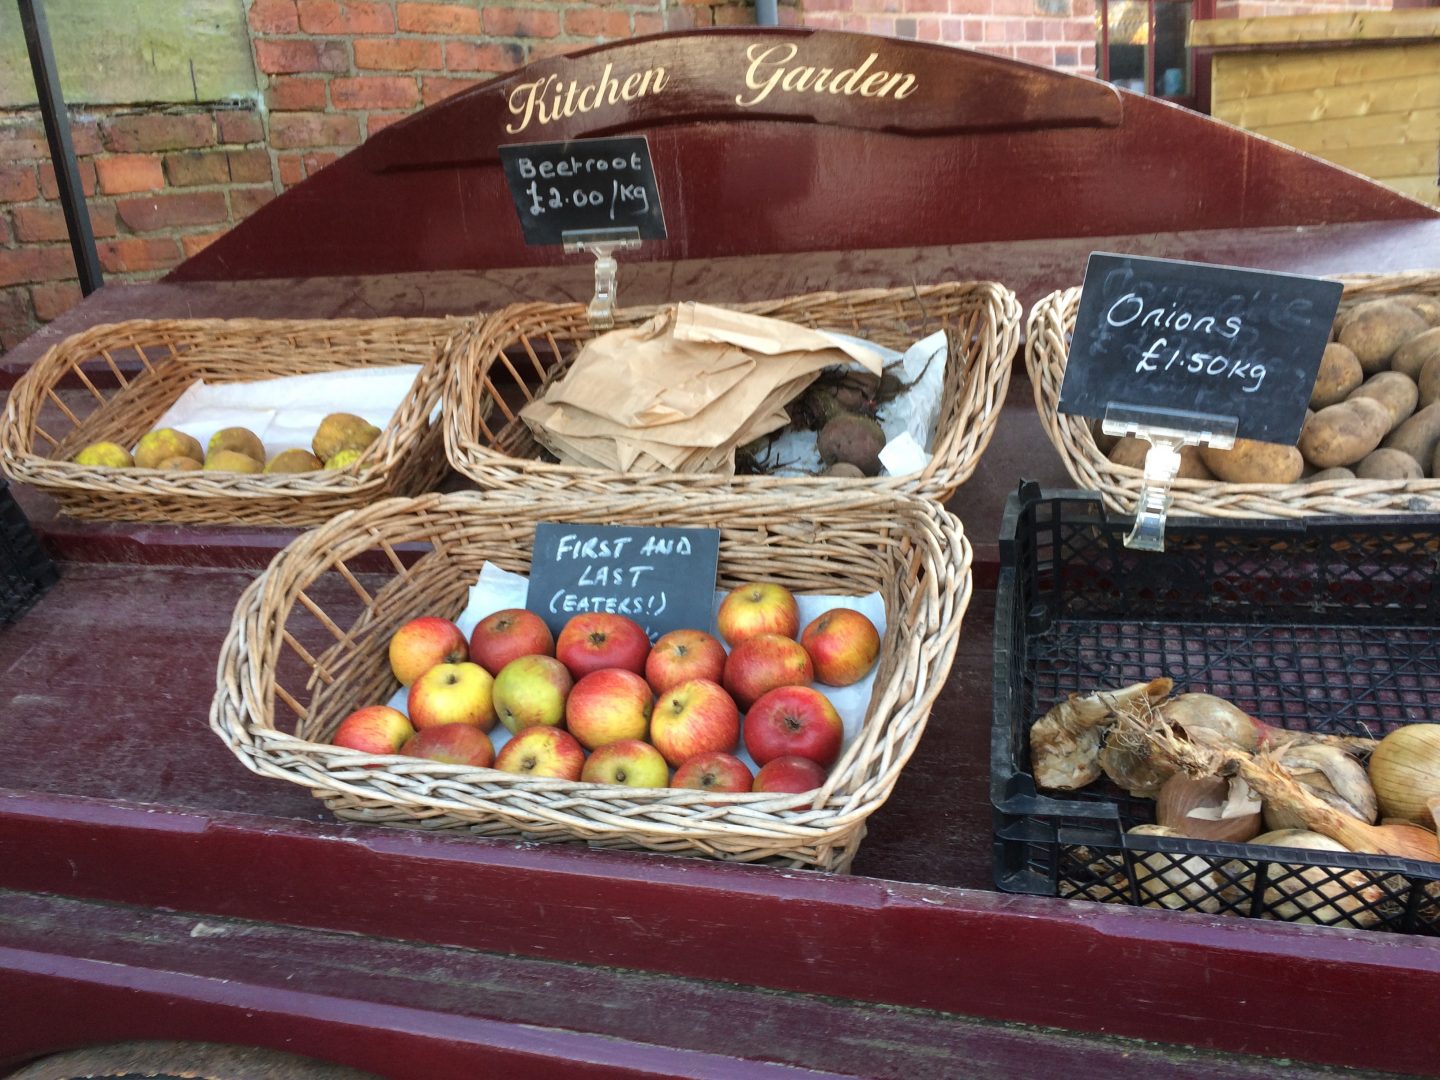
[506,63,670,134]
[735,43,918,108]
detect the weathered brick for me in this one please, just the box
[0,214,9,245]
[255,39,350,75]
[181,230,230,258]
[69,120,104,157]
[330,76,421,111]
[30,280,82,321]
[11,204,117,243]
[526,41,581,62]
[38,160,98,200]
[632,12,664,35]
[563,8,632,36]
[663,8,713,29]
[420,77,482,106]
[96,237,182,274]
[0,166,40,204]
[0,286,35,349]
[277,154,307,187]
[217,109,265,145]
[715,6,756,26]
[227,148,274,184]
[102,113,214,153]
[230,185,278,218]
[398,3,483,33]
[444,40,523,72]
[483,6,561,37]
[95,154,165,195]
[300,151,341,179]
[354,38,444,71]
[269,112,363,149]
[267,77,330,112]
[0,246,77,287]
[115,191,230,232]
[365,112,410,135]
[297,0,396,34]
[249,0,300,33]
[164,150,232,187]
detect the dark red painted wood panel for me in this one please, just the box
[170,30,1435,283]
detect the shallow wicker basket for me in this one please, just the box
[443,282,1020,502]
[0,317,466,526]
[210,488,971,871]
[1027,270,1440,519]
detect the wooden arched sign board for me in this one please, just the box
[170,28,1436,282]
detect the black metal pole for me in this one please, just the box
[17,0,103,295]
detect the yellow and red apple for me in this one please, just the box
[743,685,844,767]
[492,654,573,735]
[753,755,827,794]
[650,678,741,767]
[407,661,497,731]
[645,628,726,695]
[801,608,881,687]
[556,612,650,679]
[401,724,495,768]
[581,738,670,788]
[332,704,414,755]
[671,751,753,794]
[716,582,799,647]
[722,632,814,711]
[388,616,467,686]
[565,667,654,750]
[469,607,554,676]
[494,725,585,780]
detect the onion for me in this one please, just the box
[1370,823,1440,863]
[1160,694,1377,755]
[1222,829,1383,927]
[1127,825,1223,913]
[1368,724,1440,826]
[1156,773,1262,843]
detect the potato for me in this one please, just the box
[1108,437,1214,479]
[1419,353,1440,409]
[1355,448,1424,481]
[1309,343,1364,408]
[1382,401,1440,470]
[1337,300,1428,374]
[1394,293,1440,327]
[1199,438,1303,484]
[1389,327,1440,381]
[1305,466,1356,483]
[1298,397,1391,467]
[1347,370,1418,433]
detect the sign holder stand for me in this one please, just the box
[563,226,642,330]
[1102,402,1238,551]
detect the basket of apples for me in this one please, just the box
[210,488,970,870]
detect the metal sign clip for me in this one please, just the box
[563,227,642,330]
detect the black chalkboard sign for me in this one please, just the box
[525,522,720,643]
[499,136,666,246]
[1058,253,1343,445]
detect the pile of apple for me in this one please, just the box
[330,583,881,796]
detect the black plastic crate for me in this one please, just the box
[991,484,1440,934]
[0,481,56,624]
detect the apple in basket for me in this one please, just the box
[801,608,881,687]
[753,756,828,794]
[388,616,468,686]
[645,628,727,695]
[402,724,495,768]
[722,633,814,712]
[650,678,741,768]
[407,661,497,732]
[556,612,650,679]
[332,705,414,755]
[494,726,585,781]
[744,685,845,768]
[716,582,799,647]
[671,751,753,794]
[565,668,654,751]
[469,607,555,676]
[581,739,670,788]
[492,654,573,735]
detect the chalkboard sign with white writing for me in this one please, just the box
[499,136,666,246]
[525,522,720,642]
[1059,253,1343,445]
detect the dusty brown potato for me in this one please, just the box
[1382,401,1440,470]
[1310,343,1364,408]
[1418,353,1440,409]
[1299,398,1392,468]
[1394,293,1440,327]
[1337,300,1429,374]
[1355,448,1424,481]
[1347,371,1418,433]
[1304,466,1357,483]
[1108,437,1214,479]
[1199,439,1304,484]
[1389,327,1440,381]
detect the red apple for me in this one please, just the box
[671,751,753,794]
[645,628,727,695]
[469,607,554,676]
[388,616,467,686]
[716,582,799,647]
[743,685,845,767]
[722,633,814,711]
[556,612,650,679]
[650,678,741,768]
[581,738,670,788]
[492,654,573,734]
[565,668,654,751]
[801,608,881,687]
[401,724,495,768]
[407,661,497,731]
[493,725,585,780]
[332,705,413,755]
[753,755,827,794]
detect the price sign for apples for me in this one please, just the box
[498,136,667,246]
[526,522,720,642]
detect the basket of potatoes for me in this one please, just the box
[1027,271,1440,518]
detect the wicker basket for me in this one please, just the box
[442,282,1020,502]
[1027,270,1440,519]
[0,317,466,526]
[209,488,971,871]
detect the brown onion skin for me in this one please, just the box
[1369,724,1440,826]
[1156,773,1263,844]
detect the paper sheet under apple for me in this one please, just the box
[387,562,887,779]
